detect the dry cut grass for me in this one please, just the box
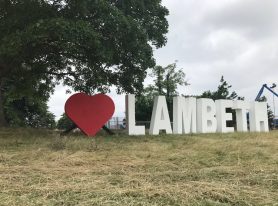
[0,128,277,206]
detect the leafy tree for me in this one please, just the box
[0,0,169,127]
[57,113,73,130]
[136,62,188,122]
[148,62,189,98]
[2,70,56,128]
[200,76,243,128]
[5,97,56,129]
[200,76,243,100]
[134,89,154,125]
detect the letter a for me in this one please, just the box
[149,96,172,135]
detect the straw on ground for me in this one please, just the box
[0,129,277,205]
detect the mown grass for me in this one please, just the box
[0,128,277,206]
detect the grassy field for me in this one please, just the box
[0,129,277,206]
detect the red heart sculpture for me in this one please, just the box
[65,93,115,136]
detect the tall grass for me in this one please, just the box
[0,128,277,205]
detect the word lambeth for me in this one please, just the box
[126,94,269,135]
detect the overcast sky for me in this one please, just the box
[48,0,278,120]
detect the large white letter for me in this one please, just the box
[249,102,269,132]
[125,94,145,135]
[215,100,234,133]
[149,96,172,135]
[173,97,197,134]
[233,100,250,132]
[197,98,217,133]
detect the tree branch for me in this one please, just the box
[45,71,76,77]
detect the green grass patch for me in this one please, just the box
[0,128,277,205]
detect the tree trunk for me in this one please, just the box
[166,74,170,99]
[0,79,8,127]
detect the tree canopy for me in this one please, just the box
[136,62,188,122]
[0,0,169,126]
[200,76,243,100]
[57,113,73,130]
[199,76,243,128]
[2,72,56,128]
[147,62,189,98]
